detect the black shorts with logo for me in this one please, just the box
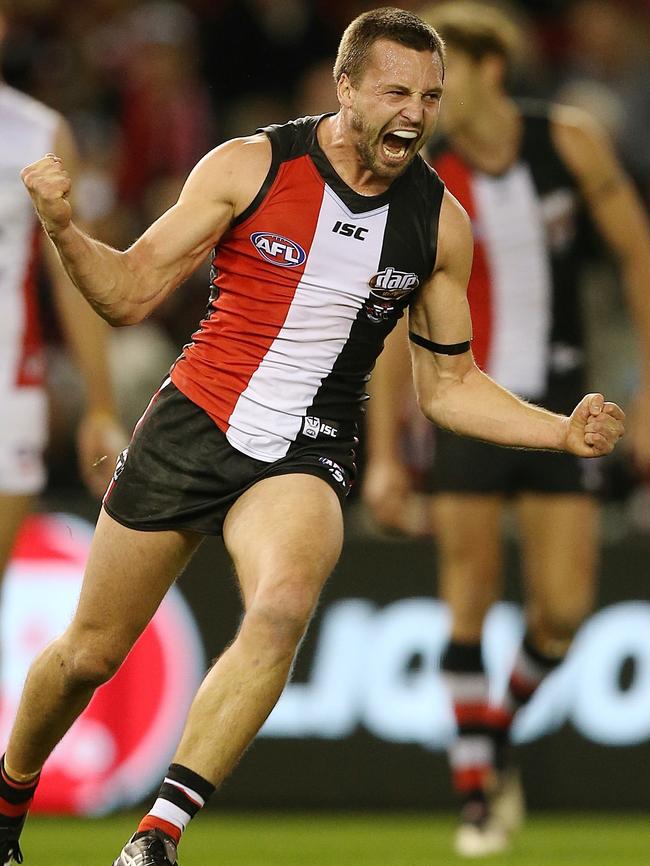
[103,382,357,536]
[429,371,602,497]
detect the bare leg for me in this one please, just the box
[5,508,202,776]
[516,494,599,655]
[0,494,33,579]
[435,494,505,642]
[434,494,511,854]
[173,473,343,784]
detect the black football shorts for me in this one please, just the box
[103,381,357,535]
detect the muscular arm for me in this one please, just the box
[22,135,272,326]
[552,105,650,466]
[43,120,115,415]
[410,191,623,456]
[41,119,125,495]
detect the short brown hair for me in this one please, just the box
[333,6,445,85]
[418,1,524,75]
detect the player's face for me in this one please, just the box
[347,39,444,179]
[437,45,488,134]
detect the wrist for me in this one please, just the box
[45,219,79,250]
[555,414,571,452]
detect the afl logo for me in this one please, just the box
[251,232,306,268]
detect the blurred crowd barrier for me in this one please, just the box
[2,512,648,813]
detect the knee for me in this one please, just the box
[56,631,129,688]
[241,580,320,659]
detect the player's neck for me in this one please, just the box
[450,95,522,176]
[317,113,395,197]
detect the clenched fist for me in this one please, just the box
[21,153,73,236]
[564,393,625,457]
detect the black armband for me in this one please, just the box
[408,331,471,355]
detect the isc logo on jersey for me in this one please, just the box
[251,232,307,268]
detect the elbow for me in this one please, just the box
[101,304,147,328]
[415,387,442,427]
[116,307,147,327]
[415,374,468,429]
[105,250,155,326]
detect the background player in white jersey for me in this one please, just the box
[0,9,625,866]
[0,13,123,594]
[363,2,650,857]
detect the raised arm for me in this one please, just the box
[21,134,272,326]
[551,105,650,469]
[40,118,125,495]
[410,190,624,457]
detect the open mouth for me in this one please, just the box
[381,129,419,161]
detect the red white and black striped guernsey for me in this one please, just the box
[171,114,445,462]
[429,103,586,403]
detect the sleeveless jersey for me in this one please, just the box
[429,103,586,401]
[171,115,445,462]
[0,84,58,392]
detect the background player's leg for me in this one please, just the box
[510,494,599,707]
[4,508,203,776]
[0,494,33,579]
[434,494,508,854]
[436,494,504,643]
[125,473,344,857]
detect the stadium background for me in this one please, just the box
[1,0,649,856]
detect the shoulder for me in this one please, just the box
[172,134,274,221]
[438,189,472,248]
[195,134,272,176]
[180,134,272,210]
[436,189,473,276]
[549,103,618,182]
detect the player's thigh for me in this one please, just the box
[223,473,344,613]
[434,494,505,624]
[0,494,34,576]
[516,494,599,626]
[68,508,203,653]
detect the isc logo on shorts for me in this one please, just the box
[302,417,339,439]
[251,232,307,268]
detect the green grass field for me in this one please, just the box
[19,813,648,865]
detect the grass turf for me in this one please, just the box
[21,813,648,865]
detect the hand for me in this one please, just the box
[564,393,625,458]
[362,459,417,534]
[21,153,73,236]
[76,410,128,498]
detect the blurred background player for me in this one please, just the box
[363,0,650,857]
[0,6,123,594]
